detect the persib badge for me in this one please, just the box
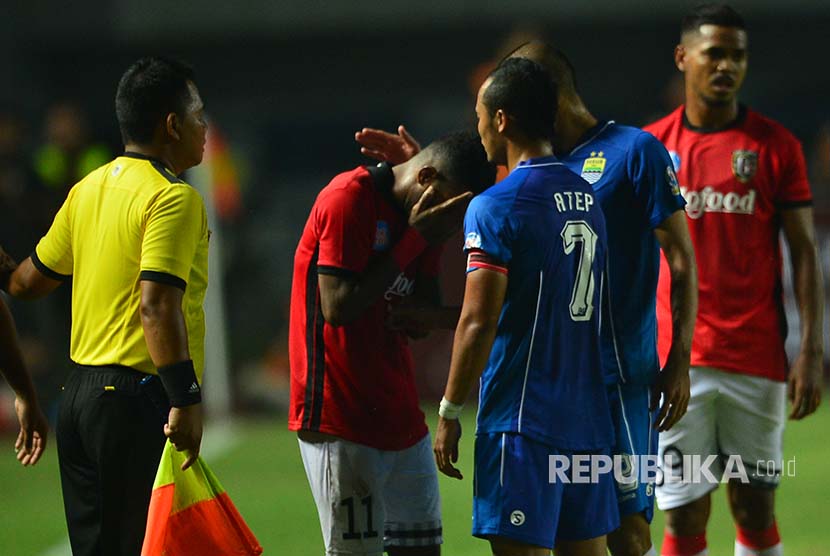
[580,151,606,185]
[373,221,390,251]
[666,165,681,196]
[732,150,758,183]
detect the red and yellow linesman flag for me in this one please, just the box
[142,440,263,556]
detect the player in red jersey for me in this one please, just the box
[645,5,824,556]
[289,131,495,556]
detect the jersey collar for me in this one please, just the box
[682,104,747,134]
[564,120,615,157]
[514,155,562,170]
[123,151,167,166]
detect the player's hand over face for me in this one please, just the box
[355,125,421,165]
[166,403,204,470]
[14,395,48,466]
[410,187,473,245]
[788,351,822,420]
[651,345,691,432]
[433,416,463,480]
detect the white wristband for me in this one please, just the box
[438,396,463,420]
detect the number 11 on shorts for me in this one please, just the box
[341,496,379,540]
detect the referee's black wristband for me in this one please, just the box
[157,359,202,407]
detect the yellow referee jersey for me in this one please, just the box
[34,152,209,378]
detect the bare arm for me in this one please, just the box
[388,275,462,334]
[140,281,190,365]
[434,268,507,479]
[5,257,63,300]
[140,280,202,469]
[0,296,48,465]
[652,209,698,431]
[319,256,411,327]
[781,206,824,419]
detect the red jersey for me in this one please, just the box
[288,163,439,450]
[646,106,812,382]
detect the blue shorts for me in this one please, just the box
[472,433,619,548]
[607,383,659,522]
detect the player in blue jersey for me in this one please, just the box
[433,57,618,556]
[356,41,698,556]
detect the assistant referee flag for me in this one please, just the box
[142,441,262,556]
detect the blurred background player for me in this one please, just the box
[433,57,617,556]
[357,40,698,556]
[289,131,495,555]
[1,56,208,555]
[645,5,825,556]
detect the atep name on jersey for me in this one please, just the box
[681,185,757,219]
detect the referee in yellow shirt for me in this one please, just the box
[1,57,208,556]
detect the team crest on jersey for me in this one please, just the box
[669,151,681,172]
[580,151,606,184]
[373,221,390,250]
[731,150,758,183]
[666,165,681,196]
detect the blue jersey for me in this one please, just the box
[464,156,613,450]
[558,122,686,386]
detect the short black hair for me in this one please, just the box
[681,4,746,36]
[422,130,497,195]
[115,57,196,144]
[505,40,578,94]
[482,57,557,142]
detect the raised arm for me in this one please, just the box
[781,206,824,419]
[652,210,698,431]
[354,125,421,164]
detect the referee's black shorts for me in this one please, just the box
[56,365,168,556]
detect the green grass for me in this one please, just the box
[1,402,827,555]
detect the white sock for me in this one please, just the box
[735,540,783,556]
[644,547,657,556]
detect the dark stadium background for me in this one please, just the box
[0,2,828,554]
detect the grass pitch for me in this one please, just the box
[0,401,827,555]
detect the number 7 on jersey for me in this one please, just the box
[561,220,598,322]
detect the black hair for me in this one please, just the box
[504,40,578,94]
[115,57,196,144]
[422,130,497,195]
[482,57,557,142]
[681,4,746,36]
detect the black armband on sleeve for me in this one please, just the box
[157,359,202,407]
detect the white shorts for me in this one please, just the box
[298,433,442,555]
[656,367,786,511]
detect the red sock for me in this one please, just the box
[736,521,781,550]
[662,530,707,556]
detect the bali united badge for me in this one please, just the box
[731,150,758,183]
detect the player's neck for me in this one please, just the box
[553,98,597,155]
[124,144,181,175]
[505,140,554,172]
[684,96,740,130]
